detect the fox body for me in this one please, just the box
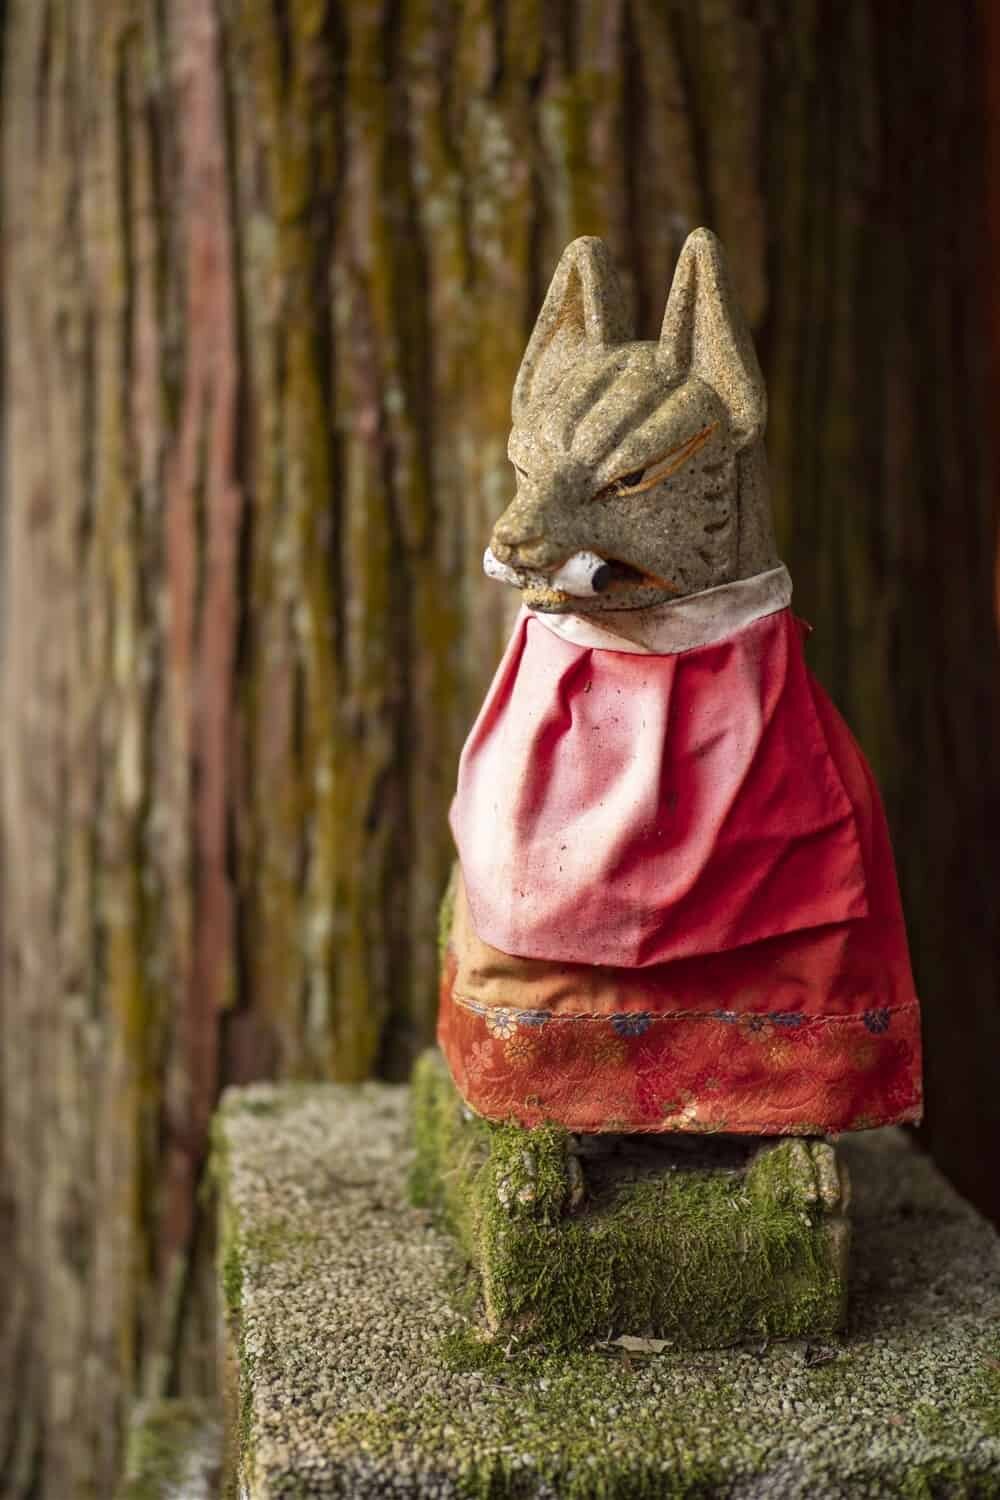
[440,231,922,1138]
[489,230,777,614]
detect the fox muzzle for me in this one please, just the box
[483,548,612,596]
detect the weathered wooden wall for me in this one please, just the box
[1,2,997,1495]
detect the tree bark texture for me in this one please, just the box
[1,2,997,1495]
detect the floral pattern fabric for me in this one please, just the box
[438,952,921,1134]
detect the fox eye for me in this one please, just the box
[597,466,647,500]
[512,461,529,480]
[599,423,720,501]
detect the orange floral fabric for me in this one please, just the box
[438,872,921,1133]
[438,949,921,1135]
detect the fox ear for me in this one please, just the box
[513,237,633,419]
[659,228,765,447]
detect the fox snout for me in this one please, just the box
[490,501,565,572]
[490,528,559,572]
[490,461,595,572]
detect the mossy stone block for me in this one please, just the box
[411,1049,848,1349]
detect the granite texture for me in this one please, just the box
[215,1082,1000,1498]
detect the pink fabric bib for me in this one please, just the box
[451,605,868,969]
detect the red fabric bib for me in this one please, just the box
[452,607,867,968]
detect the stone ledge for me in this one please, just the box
[215,1081,1000,1498]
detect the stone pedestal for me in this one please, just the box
[411,1049,849,1349]
[214,1080,1000,1499]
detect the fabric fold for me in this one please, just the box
[451,606,868,969]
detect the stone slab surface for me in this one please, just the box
[216,1082,1000,1498]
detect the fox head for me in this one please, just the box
[488,229,778,613]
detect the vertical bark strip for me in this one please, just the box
[1,2,998,1493]
[159,0,242,1391]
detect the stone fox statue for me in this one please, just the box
[439,230,922,1136]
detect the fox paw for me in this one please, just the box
[748,1137,850,1217]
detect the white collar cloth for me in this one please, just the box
[527,564,792,656]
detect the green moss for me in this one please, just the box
[913,1402,952,1442]
[211,1111,242,1323]
[221,1237,243,1318]
[895,1464,997,1500]
[478,1156,840,1350]
[411,1050,846,1350]
[243,1219,322,1265]
[115,1399,218,1500]
[437,861,458,968]
[237,1326,257,1489]
[969,1356,1000,1439]
[238,1095,281,1117]
[410,1045,488,1228]
[320,1354,756,1500]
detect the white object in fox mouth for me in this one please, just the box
[483,547,611,596]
